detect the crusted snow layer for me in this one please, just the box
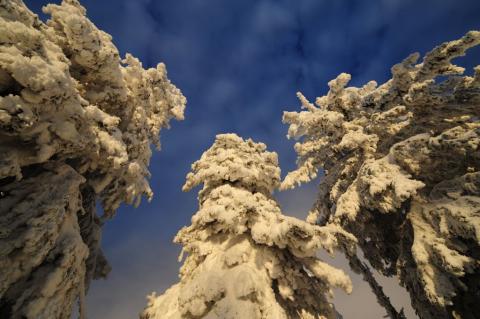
[0,0,185,318]
[0,164,89,319]
[142,134,355,319]
[283,31,480,318]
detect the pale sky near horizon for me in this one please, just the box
[24,0,480,318]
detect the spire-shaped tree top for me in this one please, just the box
[183,133,281,195]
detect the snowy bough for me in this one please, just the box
[142,134,355,319]
[0,1,185,318]
[282,31,480,318]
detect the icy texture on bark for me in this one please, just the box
[142,134,355,319]
[282,31,480,318]
[0,0,185,318]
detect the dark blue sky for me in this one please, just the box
[25,0,480,318]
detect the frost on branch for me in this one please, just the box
[141,134,355,319]
[282,31,480,318]
[0,0,185,318]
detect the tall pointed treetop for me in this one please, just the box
[183,133,281,195]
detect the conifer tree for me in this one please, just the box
[0,1,185,318]
[142,134,355,319]
[281,31,480,319]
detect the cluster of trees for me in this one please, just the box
[0,0,478,318]
[143,30,480,319]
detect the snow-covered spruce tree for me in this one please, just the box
[141,134,355,319]
[281,31,480,319]
[0,0,185,318]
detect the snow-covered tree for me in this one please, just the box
[0,0,185,318]
[142,134,355,319]
[281,31,480,319]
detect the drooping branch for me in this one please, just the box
[346,251,406,319]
